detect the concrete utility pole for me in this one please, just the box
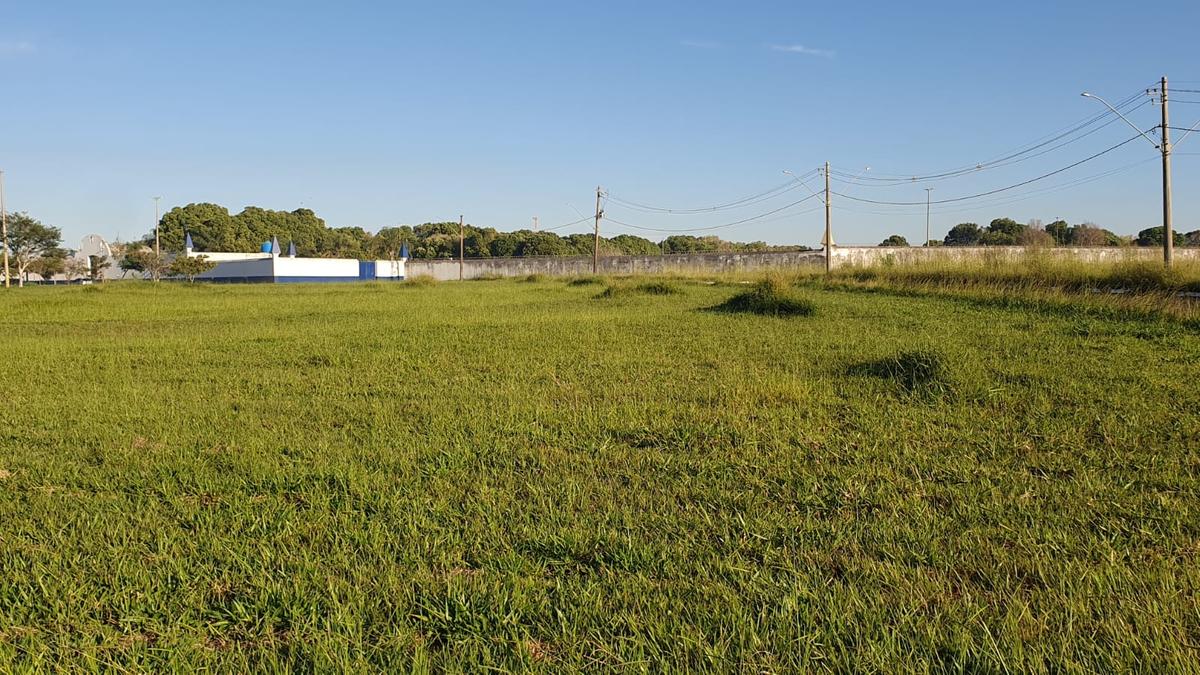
[925,188,933,247]
[153,196,161,256]
[823,162,832,274]
[533,216,539,232]
[1,170,9,288]
[1081,80,1173,267]
[1160,76,1173,268]
[593,186,602,275]
[459,214,465,281]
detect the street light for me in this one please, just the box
[1082,80,1172,267]
[1080,92,1160,147]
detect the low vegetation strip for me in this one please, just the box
[1,278,1198,671]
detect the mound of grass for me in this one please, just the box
[714,277,815,317]
[594,280,684,299]
[567,276,606,287]
[636,281,683,296]
[519,273,548,283]
[594,284,628,299]
[470,273,504,281]
[854,349,954,395]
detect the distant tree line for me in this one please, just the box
[151,203,811,259]
[879,218,1200,248]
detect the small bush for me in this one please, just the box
[520,273,548,283]
[714,277,815,317]
[855,349,954,395]
[594,280,684,299]
[567,276,606,286]
[470,274,504,281]
[636,281,683,296]
[594,284,628,299]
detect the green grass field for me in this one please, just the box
[2,276,1199,671]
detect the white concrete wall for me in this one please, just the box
[191,251,271,262]
[198,257,275,281]
[374,259,406,279]
[273,256,359,279]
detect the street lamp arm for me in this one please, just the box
[1080,92,1160,148]
[782,169,821,198]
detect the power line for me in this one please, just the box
[540,215,595,232]
[829,155,1158,218]
[830,100,1153,188]
[831,134,1144,207]
[606,170,819,214]
[829,87,1152,184]
[605,192,823,233]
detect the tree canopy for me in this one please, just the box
[148,204,807,260]
[4,212,63,286]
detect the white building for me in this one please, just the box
[187,234,407,283]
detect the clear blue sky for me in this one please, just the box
[3,0,1199,248]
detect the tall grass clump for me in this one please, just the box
[854,349,955,396]
[636,280,683,296]
[404,274,437,287]
[714,276,815,317]
[520,273,548,283]
[593,280,684,299]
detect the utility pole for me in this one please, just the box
[1160,76,1173,268]
[925,188,933,247]
[153,196,161,256]
[533,216,539,232]
[823,162,832,274]
[1,170,8,288]
[459,214,465,281]
[593,186,602,275]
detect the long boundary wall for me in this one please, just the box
[405,247,1199,281]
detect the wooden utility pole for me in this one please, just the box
[1160,76,1173,268]
[459,214,465,281]
[593,186,602,274]
[823,162,832,274]
[1,170,8,288]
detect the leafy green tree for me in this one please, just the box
[520,232,574,257]
[1045,220,1070,245]
[369,226,415,258]
[978,218,1026,245]
[943,223,981,246]
[1017,228,1054,247]
[158,203,248,253]
[63,257,90,282]
[123,247,170,281]
[879,235,909,247]
[322,226,372,258]
[1068,223,1121,247]
[488,232,524,257]
[27,248,67,283]
[661,235,719,253]
[169,255,217,282]
[4,213,62,286]
[86,255,110,282]
[1135,226,1186,247]
[609,234,661,255]
[1183,230,1200,247]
